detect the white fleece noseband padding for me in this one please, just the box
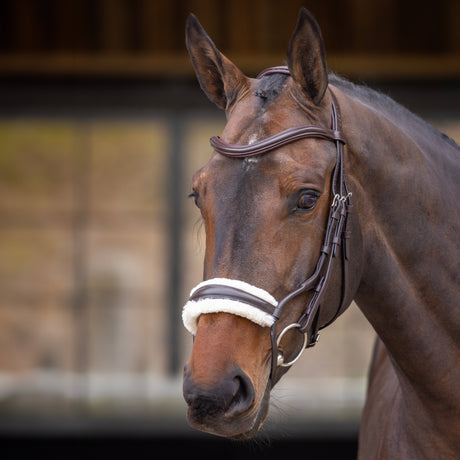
[182,278,277,335]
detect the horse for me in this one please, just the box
[181,8,460,459]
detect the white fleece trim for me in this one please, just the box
[190,278,278,305]
[182,278,278,335]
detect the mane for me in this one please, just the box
[328,74,460,151]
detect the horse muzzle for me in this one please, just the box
[183,363,269,439]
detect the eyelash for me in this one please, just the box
[188,191,200,207]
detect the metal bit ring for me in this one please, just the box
[276,323,308,367]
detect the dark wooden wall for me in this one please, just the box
[0,0,459,78]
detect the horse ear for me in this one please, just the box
[186,14,247,110]
[287,8,328,105]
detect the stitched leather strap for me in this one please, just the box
[190,284,277,316]
[210,126,344,158]
[257,66,291,78]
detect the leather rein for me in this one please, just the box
[186,66,352,382]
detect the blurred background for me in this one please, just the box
[0,1,459,458]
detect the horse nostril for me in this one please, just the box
[183,365,255,419]
[227,369,255,416]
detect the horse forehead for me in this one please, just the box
[223,85,304,144]
[205,154,270,188]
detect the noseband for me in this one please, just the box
[183,66,352,383]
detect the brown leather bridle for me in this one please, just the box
[189,67,352,382]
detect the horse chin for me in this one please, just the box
[186,383,271,440]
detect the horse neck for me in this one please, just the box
[339,88,460,412]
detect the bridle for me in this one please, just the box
[184,67,352,382]
[183,66,352,383]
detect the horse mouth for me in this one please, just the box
[186,383,271,440]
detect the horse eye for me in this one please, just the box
[188,191,200,208]
[296,191,319,211]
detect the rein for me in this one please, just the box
[183,66,352,383]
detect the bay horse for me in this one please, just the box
[182,8,460,459]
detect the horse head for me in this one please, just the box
[182,8,363,439]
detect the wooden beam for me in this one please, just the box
[1,53,460,80]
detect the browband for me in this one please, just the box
[210,126,345,158]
